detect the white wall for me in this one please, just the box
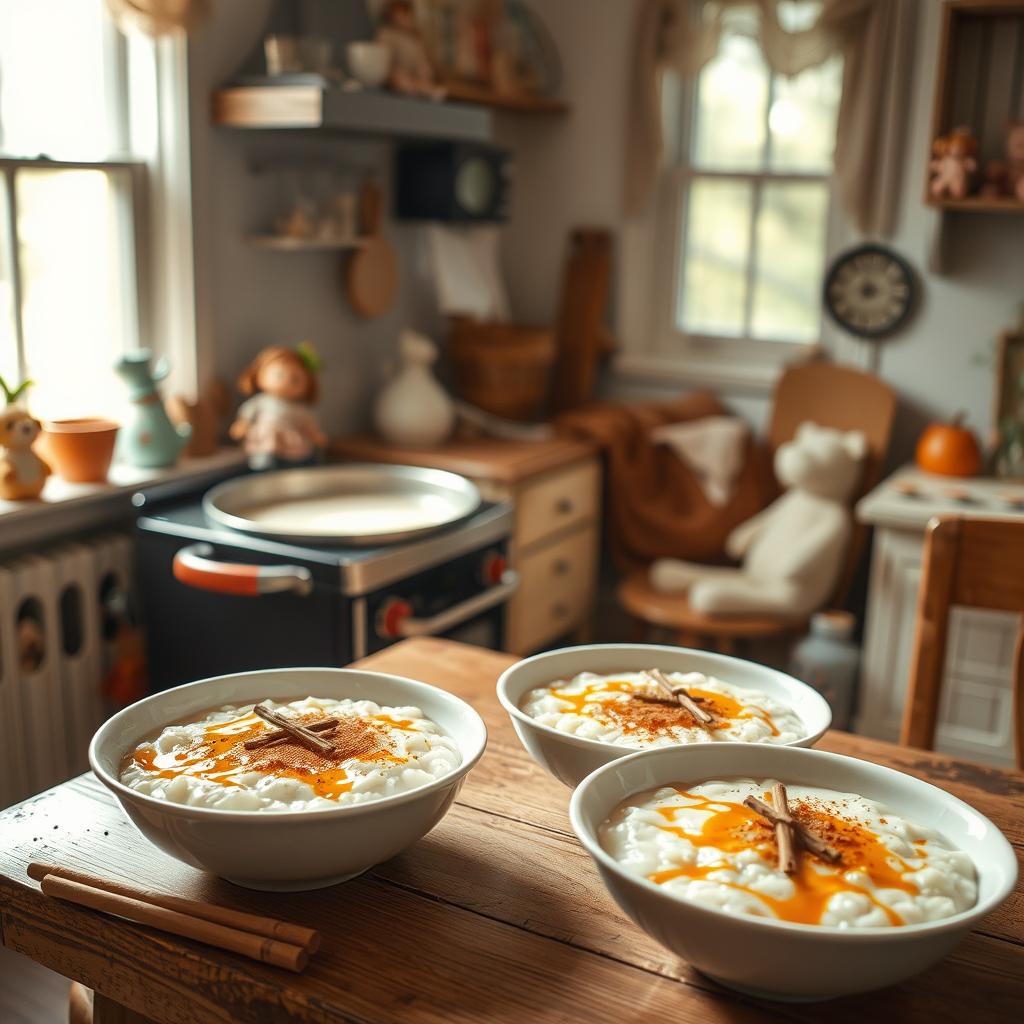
[497,0,1024,465]
[186,0,443,439]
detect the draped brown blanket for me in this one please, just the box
[554,392,776,571]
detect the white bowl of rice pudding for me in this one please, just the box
[496,643,830,787]
[569,743,1016,1001]
[90,667,486,891]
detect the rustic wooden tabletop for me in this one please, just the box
[1,637,1021,1023]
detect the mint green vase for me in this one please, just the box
[114,350,191,468]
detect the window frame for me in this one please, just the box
[0,9,197,404]
[617,44,838,394]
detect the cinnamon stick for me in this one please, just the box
[27,863,319,953]
[38,873,309,972]
[643,669,715,726]
[771,783,798,875]
[252,703,336,756]
[244,716,340,752]
[743,792,842,866]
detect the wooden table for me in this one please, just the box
[1,639,1022,1023]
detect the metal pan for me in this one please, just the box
[203,464,482,546]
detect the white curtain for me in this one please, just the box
[105,0,210,37]
[624,0,918,237]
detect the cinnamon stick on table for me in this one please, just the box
[643,669,716,727]
[27,863,319,953]
[252,703,337,756]
[35,873,310,972]
[244,716,340,751]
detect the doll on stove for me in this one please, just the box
[229,344,327,470]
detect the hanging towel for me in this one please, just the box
[651,415,749,507]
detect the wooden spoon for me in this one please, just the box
[345,180,399,318]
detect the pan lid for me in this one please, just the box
[203,463,482,547]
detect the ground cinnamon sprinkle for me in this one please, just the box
[238,714,390,773]
[601,694,708,735]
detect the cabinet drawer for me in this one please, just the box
[508,525,597,654]
[516,458,599,550]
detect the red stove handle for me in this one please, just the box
[173,543,313,598]
[377,570,519,639]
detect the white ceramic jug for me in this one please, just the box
[374,330,455,446]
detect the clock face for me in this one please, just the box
[823,245,915,339]
[454,156,497,215]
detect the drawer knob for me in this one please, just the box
[552,602,570,619]
[555,498,573,516]
[552,559,571,576]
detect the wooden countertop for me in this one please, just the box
[330,434,597,484]
[1,638,1022,1023]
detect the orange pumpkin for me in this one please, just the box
[915,414,983,477]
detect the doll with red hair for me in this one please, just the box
[229,343,326,469]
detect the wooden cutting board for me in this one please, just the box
[345,180,399,318]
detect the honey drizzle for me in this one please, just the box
[549,679,781,737]
[124,709,416,801]
[646,789,924,926]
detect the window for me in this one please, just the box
[621,3,842,387]
[0,0,189,420]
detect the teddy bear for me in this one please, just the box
[0,406,51,500]
[981,122,1024,201]
[649,422,867,618]
[929,126,978,200]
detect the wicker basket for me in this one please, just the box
[448,319,556,422]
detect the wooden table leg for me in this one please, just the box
[74,988,157,1024]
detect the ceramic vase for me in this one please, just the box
[114,351,191,468]
[374,331,455,447]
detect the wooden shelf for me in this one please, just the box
[213,84,492,141]
[246,235,367,251]
[441,80,568,115]
[927,196,1024,213]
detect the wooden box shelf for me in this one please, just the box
[925,0,1024,212]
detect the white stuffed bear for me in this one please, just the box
[649,422,867,617]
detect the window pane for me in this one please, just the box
[691,25,768,171]
[750,181,829,342]
[768,56,843,173]
[0,0,116,159]
[678,178,753,337]
[0,175,19,389]
[16,169,134,419]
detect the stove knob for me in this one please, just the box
[481,552,507,585]
[376,597,413,639]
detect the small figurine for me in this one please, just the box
[229,343,327,470]
[376,0,446,100]
[981,121,1024,201]
[114,351,191,469]
[929,126,978,200]
[0,377,50,501]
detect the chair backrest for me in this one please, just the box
[902,516,1024,769]
[768,362,896,499]
[767,362,897,603]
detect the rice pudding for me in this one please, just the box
[600,779,978,928]
[119,696,461,811]
[519,670,804,747]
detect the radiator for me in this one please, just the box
[0,532,136,809]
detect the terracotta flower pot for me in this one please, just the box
[41,418,120,483]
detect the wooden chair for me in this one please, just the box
[902,516,1024,770]
[618,362,897,653]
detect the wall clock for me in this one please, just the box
[823,244,916,339]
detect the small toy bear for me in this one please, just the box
[981,122,1024,201]
[650,422,867,618]
[0,380,51,501]
[929,126,978,200]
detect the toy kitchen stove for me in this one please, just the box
[135,464,515,690]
